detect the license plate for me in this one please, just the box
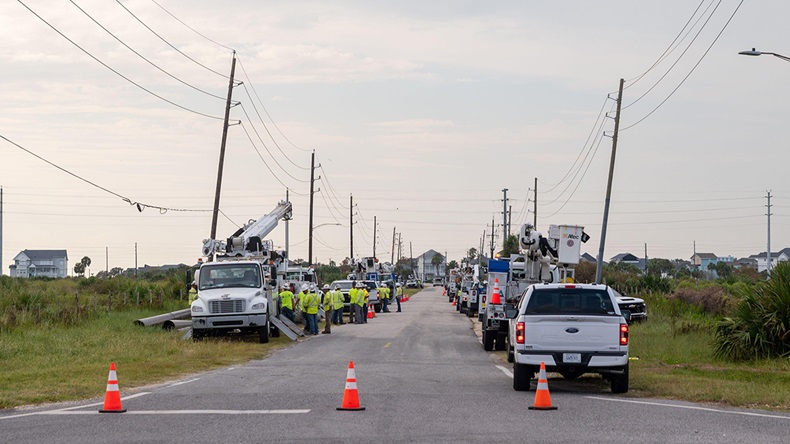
[563,353,581,363]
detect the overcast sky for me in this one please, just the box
[1,0,788,274]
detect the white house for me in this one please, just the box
[10,250,68,278]
[749,248,790,273]
[416,249,446,282]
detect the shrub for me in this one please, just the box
[714,262,790,361]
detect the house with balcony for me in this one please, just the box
[417,249,446,282]
[749,248,790,272]
[10,250,69,278]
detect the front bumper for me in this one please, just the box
[192,313,267,331]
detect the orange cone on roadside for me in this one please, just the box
[490,278,502,305]
[367,305,375,319]
[529,362,557,410]
[337,361,365,411]
[403,294,409,302]
[452,295,457,306]
[99,362,127,413]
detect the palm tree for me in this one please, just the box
[431,253,444,277]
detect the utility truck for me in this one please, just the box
[481,223,589,351]
[191,200,296,343]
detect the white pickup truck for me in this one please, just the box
[507,283,631,393]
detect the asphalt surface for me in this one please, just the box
[1,286,788,443]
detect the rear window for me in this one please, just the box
[525,288,616,315]
[331,281,353,291]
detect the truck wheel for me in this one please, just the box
[374,304,381,313]
[513,363,533,391]
[494,333,507,351]
[507,346,514,363]
[270,324,281,338]
[483,330,494,351]
[192,329,203,341]
[611,364,629,394]
[259,323,270,344]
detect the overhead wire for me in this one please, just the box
[624,0,709,90]
[620,0,744,132]
[622,0,723,111]
[239,121,305,193]
[69,0,226,100]
[113,0,230,79]
[150,0,234,51]
[238,103,308,183]
[16,0,224,120]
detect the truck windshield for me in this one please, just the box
[199,264,261,290]
[525,288,615,315]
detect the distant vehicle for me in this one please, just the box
[433,278,444,286]
[612,289,647,323]
[406,280,420,288]
[329,279,381,313]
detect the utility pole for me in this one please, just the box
[308,151,316,266]
[508,205,512,235]
[533,178,538,227]
[209,51,238,262]
[134,242,138,279]
[391,226,396,265]
[595,78,624,284]
[373,216,377,258]
[285,189,290,256]
[349,195,354,260]
[502,188,509,248]
[105,247,108,274]
[489,217,496,258]
[409,241,414,277]
[644,243,648,274]
[766,190,773,274]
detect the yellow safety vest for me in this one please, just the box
[349,288,358,305]
[188,288,198,304]
[358,289,368,306]
[322,291,333,309]
[279,290,294,310]
[332,290,345,310]
[302,292,319,314]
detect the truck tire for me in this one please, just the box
[192,329,203,341]
[507,347,514,363]
[494,332,506,351]
[271,324,281,338]
[513,363,533,391]
[483,330,494,351]
[611,364,629,394]
[466,307,474,318]
[374,304,381,313]
[259,323,270,344]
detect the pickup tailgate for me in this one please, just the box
[522,315,622,352]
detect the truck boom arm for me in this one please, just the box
[202,200,292,257]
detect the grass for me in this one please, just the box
[627,293,790,411]
[0,309,292,409]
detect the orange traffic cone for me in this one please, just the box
[367,304,375,319]
[490,278,502,305]
[337,361,365,411]
[529,362,557,410]
[99,362,127,413]
[452,296,457,306]
[442,289,446,296]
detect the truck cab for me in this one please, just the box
[507,283,630,393]
[191,259,276,343]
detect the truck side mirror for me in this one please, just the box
[505,308,518,319]
[621,310,632,325]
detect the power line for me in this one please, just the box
[16,0,224,121]
[113,0,230,79]
[238,121,307,193]
[544,130,608,218]
[239,103,308,183]
[621,0,744,131]
[69,0,226,100]
[150,0,234,51]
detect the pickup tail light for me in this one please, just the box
[620,323,629,346]
[516,322,525,344]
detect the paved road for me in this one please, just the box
[1,286,788,443]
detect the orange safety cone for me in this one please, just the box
[403,294,409,302]
[529,362,557,410]
[367,304,375,319]
[337,361,365,411]
[99,362,127,413]
[442,289,446,296]
[452,295,457,306]
[490,278,501,305]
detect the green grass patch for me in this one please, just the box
[628,293,790,411]
[0,309,291,409]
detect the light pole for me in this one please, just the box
[739,48,790,62]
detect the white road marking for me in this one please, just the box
[166,378,200,388]
[0,392,152,420]
[496,365,513,378]
[37,409,311,415]
[587,396,790,420]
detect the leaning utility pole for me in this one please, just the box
[489,217,496,258]
[208,51,238,262]
[595,78,624,284]
[766,190,773,274]
[373,216,377,258]
[308,151,316,266]
[391,226,396,265]
[501,188,509,248]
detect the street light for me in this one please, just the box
[313,222,342,230]
[739,48,790,62]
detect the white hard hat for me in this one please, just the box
[322,284,330,290]
[281,283,289,289]
[301,284,309,291]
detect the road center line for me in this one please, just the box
[586,396,790,420]
[495,365,513,378]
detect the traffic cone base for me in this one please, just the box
[529,362,557,410]
[337,361,366,411]
[99,362,127,413]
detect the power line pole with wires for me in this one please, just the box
[501,188,509,248]
[308,150,317,266]
[208,52,238,262]
[595,78,624,284]
[766,190,773,274]
[349,195,354,260]
[534,177,538,227]
[373,216,377,258]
